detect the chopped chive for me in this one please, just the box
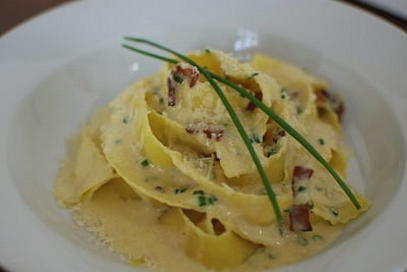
[297,186,307,192]
[207,195,218,205]
[174,188,187,194]
[251,134,262,143]
[174,75,183,84]
[122,116,130,124]
[159,97,164,104]
[312,235,323,241]
[284,208,293,213]
[318,138,325,145]
[122,37,361,220]
[193,190,204,195]
[267,253,276,260]
[247,72,259,80]
[205,48,211,53]
[280,88,287,99]
[266,150,277,157]
[296,235,309,247]
[197,195,207,207]
[140,159,149,167]
[296,105,303,114]
[330,207,339,217]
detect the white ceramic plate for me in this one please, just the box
[1,0,406,271]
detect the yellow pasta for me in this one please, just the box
[54,50,370,272]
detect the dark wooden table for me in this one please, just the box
[0,0,406,35]
[0,0,405,272]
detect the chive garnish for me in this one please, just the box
[318,138,325,145]
[159,97,164,104]
[330,207,339,217]
[121,38,361,218]
[296,105,303,114]
[251,133,261,143]
[193,190,204,195]
[280,88,287,99]
[296,235,309,247]
[140,159,149,167]
[174,188,187,194]
[197,195,207,207]
[174,75,183,84]
[247,72,259,80]
[284,208,293,213]
[122,37,284,228]
[122,116,130,124]
[312,234,323,241]
[205,48,211,53]
[297,186,306,192]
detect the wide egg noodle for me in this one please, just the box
[54,127,117,207]
[102,85,294,246]
[55,50,372,272]
[160,208,257,270]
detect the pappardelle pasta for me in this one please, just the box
[54,50,370,271]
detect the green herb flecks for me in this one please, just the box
[267,253,276,260]
[297,186,307,192]
[205,48,211,53]
[318,138,325,145]
[174,75,184,84]
[193,190,204,195]
[174,188,187,194]
[140,159,150,167]
[297,235,309,247]
[280,88,287,99]
[312,235,323,241]
[196,192,218,207]
[247,72,259,80]
[296,105,303,114]
[330,207,339,217]
[122,37,361,220]
[159,97,164,104]
[122,116,131,124]
[250,133,262,143]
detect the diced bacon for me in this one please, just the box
[289,166,314,232]
[185,125,199,134]
[292,165,314,196]
[272,129,286,144]
[167,77,177,106]
[246,92,263,111]
[203,126,224,141]
[167,63,200,107]
[315,89,345,122]
[289,204,312,232]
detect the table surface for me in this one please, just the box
[0,0,405,272]
[0,0,406,35]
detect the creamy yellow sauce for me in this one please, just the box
[54,51,371,272]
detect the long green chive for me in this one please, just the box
[123,37,284,227]
[122,38,361,210]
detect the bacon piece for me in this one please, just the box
[289,204,312,232]
[185,125,199,134]
[272,129,286,144]
[292,166,314,196]
[315,89,345,122]
[167,63,200,107]
[203,126,224,141]
[246,92,263,111]
[289,166,314,232]
[167,77,177,106]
